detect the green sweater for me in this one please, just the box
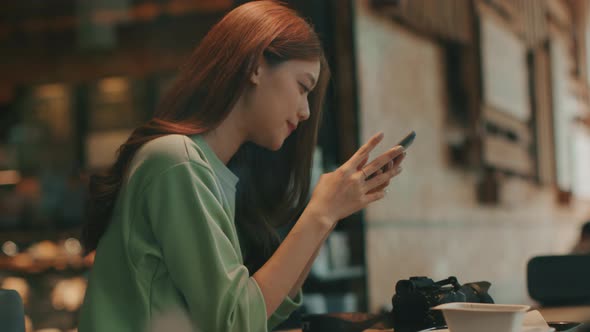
[78,134,301,332]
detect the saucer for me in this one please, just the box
[431,328,555,332]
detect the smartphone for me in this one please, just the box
[378,130,416,173]
[397,130,416,149]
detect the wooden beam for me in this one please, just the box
[547,0,573,28]
[0,0,231,42]
[514,0,549,47]
[0,13,223,88]
[476,0,526,41]
[483,104,533,145]
[463,0,484,168]
[0,47,192,86]
[330,0,360,162]
[546,0,574,37]
[370,0,473,43]
[533,46,557,185]
[483,134,535,175]
[575,114,590,128]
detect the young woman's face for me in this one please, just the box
[245,58,320,151]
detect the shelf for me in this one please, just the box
[0,227,83,243]
[311,266,365,282]
[0,255,92,275]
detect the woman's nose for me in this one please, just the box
[298,102,310,121]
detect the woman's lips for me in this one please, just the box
[287,122,297,134]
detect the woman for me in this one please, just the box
[78,1,405,331]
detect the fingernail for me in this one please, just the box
[397,167,403,173]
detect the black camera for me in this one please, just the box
[301,276,494,332]
[391,276,494,332]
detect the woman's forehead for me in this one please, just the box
[279,59,320,78]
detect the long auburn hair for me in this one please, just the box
[83,0,330,273]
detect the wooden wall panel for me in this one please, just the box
[371,0,474,43]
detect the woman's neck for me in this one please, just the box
[201,107,247,165]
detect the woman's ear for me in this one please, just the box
[250,66,261,85]
[249,58,266,85]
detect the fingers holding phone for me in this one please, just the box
[385,130,414,171]
[367,130,415,178]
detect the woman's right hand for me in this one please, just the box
[306,132,406,227]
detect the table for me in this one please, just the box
[278,306,590,331]
[538,305,590,323]
[278,330,389,332]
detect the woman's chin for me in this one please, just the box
[269,141,284,151]
[268,137,286,151]
[255,134,286,151]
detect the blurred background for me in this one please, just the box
[1,0,590,331]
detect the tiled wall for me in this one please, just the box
[352,0,590,312]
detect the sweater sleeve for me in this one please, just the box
[267,290,302,330]
[144,161,268,332]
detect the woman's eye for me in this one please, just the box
[299,83,310,94]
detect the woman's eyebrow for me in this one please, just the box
[304,72,317,88]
